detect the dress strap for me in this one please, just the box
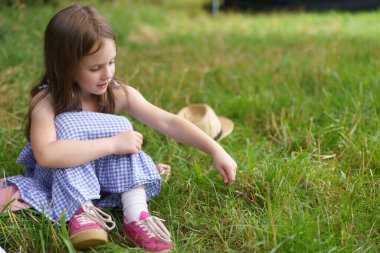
[38,80,49,90]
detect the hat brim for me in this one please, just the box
[218,116,234,141]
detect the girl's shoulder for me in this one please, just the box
[112,81,130,113]
[30,89,53,112]
[28,89,55,138]
[112,82,145,114]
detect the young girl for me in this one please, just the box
[6,4,237,252]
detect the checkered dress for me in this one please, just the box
[7,111,161,222]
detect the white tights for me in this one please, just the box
[121,185,148,222]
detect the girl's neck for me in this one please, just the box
[81,94,98,112]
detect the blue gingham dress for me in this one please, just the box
[7,111,161,222]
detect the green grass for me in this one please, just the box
[1,0,379,252]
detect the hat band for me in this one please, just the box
[214,129,223,141]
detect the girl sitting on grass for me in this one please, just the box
[6,4,237,252]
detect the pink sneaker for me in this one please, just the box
[69,204,115,249]
[123,211,173,252]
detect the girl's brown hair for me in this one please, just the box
[25,4,123,140]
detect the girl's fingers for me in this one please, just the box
[133,131,143,145]
[157,163,171,173]
[218,166,228,184]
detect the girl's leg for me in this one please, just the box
[52,112,119,249]
[121,185,148,222]
[55,112,172,250]
[50,157,115,249]
[121,185,173,252]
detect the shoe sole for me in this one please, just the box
[124,234,172,252]
[70,229,108,249]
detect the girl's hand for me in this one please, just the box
[212,149,237,185]
[111,131,143,155]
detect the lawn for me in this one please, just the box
[0,0,379,252]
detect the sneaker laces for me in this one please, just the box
[75,204,116,231]
[136,216,172,243]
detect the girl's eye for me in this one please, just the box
[89,60,114,71]
[89,67,100,72]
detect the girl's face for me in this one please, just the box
[75,38,116,96]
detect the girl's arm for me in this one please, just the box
[30,92,142,168]
[122,86,237,184]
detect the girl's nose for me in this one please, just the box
[102,65,113,80]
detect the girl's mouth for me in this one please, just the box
[97,82,108,89]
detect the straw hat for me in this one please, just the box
[177,104,233,141]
